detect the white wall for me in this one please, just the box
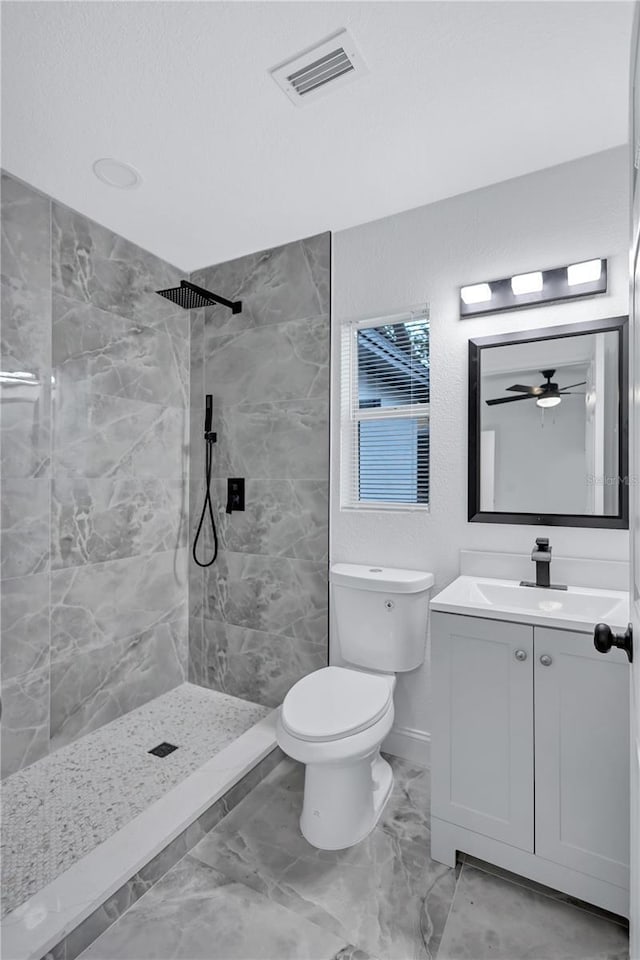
[330,147,630,751]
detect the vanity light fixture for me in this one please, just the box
[460,258,607,318]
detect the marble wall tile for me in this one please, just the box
[51,477,186,568]
[204,551,328,644]
[0,378,51,478]
[205,315,329,406]
[211,479,328,561]
[301,232,331,317]
[1,666,49,778]
[209,398,329,481]
[0,572,49,680]
[1,173,51,373]
[51,203,187,338]
[53,296,189,409]
[201,619,327,707]
[51,548,188,660]
[53,386,187,481]
[194,235,329,336]
[50,618,188,748]
[1,477,49,579]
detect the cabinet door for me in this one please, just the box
[534,627,629,888]
[431,613,534,850]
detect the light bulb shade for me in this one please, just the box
[460,283,492,305]
[536,394,562,408]
[511,271,543,295]
[567,259,602,287]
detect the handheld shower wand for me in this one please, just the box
[192,394,219,567]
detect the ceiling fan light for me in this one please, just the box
[536,394,562,409]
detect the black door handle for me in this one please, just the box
[593,623,633,663]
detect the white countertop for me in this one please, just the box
[430,576,629,633]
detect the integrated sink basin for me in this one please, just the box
[430,576,629,632]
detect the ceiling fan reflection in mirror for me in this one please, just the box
[485,369,586,409]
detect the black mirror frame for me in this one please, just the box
[468,315,629,529]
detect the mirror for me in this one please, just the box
[468,316,628,528]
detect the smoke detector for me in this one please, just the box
[270,29,368,107]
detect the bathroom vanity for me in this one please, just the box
[430,576,631,917]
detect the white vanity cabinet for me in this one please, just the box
[430,611,630,917]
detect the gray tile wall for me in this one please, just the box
[0,172,190,776]
[188,234,330,706]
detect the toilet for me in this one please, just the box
[276,562,434,850]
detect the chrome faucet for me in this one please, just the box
[520,538,567,591]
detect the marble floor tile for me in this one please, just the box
[190,758,455,960]
[436,863,628,960]
[79,855,361,960]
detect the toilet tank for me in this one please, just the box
[330,563,435,672]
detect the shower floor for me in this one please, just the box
[1,683,270,919]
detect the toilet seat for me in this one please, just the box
[280,666,394,743]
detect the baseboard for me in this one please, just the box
[383,724,430,767]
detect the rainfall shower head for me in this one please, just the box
[156,280,242,314]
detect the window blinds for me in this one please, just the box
[342,308,430,508]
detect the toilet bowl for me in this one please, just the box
[277,563,434,851]
[276,666,396,850]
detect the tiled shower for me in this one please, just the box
[0,170,330,778]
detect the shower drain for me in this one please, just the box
[148,742,178,758]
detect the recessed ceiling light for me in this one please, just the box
[92,158,141,189]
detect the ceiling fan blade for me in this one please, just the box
[558,380,587,391]
[486,394,536,406]
[505,384,540,395]
[559,391,586,395]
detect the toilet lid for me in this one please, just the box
[280,666,394,742]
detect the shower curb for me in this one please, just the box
[2,713,280,960]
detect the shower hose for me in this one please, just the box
[192,435,219,567]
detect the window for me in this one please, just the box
[341,306,430,509]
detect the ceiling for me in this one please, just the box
[1,1,634,272]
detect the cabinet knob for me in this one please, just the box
[514,649,527,661]
[539,654,553,667]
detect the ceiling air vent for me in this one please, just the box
[270,29,368,107]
